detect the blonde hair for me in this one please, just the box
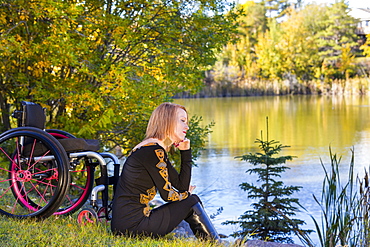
[145,102,187,141]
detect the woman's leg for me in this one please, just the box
[134,194,200,237]
[185,202,221,241]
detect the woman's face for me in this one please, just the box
[172,108,189,143]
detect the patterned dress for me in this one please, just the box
[111,143,199,237]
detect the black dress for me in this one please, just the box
[111,143,200,237]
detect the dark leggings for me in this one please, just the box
[133,194,200,237]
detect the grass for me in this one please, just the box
[0,214,230,247]
[6,148,370,247]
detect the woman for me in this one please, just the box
[111,102,220,241]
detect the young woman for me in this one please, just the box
[111,102,219,241]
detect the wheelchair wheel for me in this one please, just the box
[46,129,94,216]
[0,128,70,218]
[77,208,98,225]
[97,206,110,223]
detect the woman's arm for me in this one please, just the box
[167,149,192,191]
[141,146,191,202]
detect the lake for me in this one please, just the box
[175,95,370,244]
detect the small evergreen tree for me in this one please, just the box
[223,118,312,244]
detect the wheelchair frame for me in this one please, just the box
[0,101,121,221]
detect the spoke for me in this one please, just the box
[29,152,51,172]
[0,178,15,199]
[29,175,58,188]
[70,169,88,173]
[15,137,22,170]
[0,177,12,183]
[38,179,53,207]
[13,181,37,213]
[25,138,37,169]
[0,166,11,173]
[32,168,57,178]
[69,183,86,191]
[26,179,49,205]
[0,147,21,171]
[64,194,73,205]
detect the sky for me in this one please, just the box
[234,0,368,9]
[308,0,368,9]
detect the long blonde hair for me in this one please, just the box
[144,102,187,141]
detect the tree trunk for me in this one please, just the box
[0,93,11,132]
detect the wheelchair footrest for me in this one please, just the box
[58,138,100,152]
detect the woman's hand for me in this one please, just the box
[175,138,190,150]
[189,185,196,193]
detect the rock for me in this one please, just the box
[172,220,195,238]
[243,240,305,247]
[171,223,304,247]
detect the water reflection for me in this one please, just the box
[175,95,370,244]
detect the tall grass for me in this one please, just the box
[311,148,370,247]
[0,215,226,247]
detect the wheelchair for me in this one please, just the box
[0,101,121,221]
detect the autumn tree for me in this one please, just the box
[255,19,284,80]
[0,0,236,154]
[210,0,360,89]
[276,6,320,81]
[212,1,267,82]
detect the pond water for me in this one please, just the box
[175,95,370,245]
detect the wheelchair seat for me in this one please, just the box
[58,138,100,152]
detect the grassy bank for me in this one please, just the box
[0,215,224,247]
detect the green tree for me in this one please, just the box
[313,0,358,80]
[263,0,290,18]
[0,0,236,154]
[223,122,312,243]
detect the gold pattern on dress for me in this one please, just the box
[140,186,156,217]
[130,142,158,155]
[154,149,188,201]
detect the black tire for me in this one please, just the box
[0,127,70,218]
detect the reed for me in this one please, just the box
[311,148,370,247]
[175,78,370,98]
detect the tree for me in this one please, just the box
[277,7,320,81]
[361,33,370,57]
[0,0,236,154]
[211,1,267,83]
[255,19,285,80]
[337,44,356,80]
[313,0,358,80]
[263,0,290,19]
[223,119,312,244]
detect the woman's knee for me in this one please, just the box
[189,194,202,206]
[189,194,201,204]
